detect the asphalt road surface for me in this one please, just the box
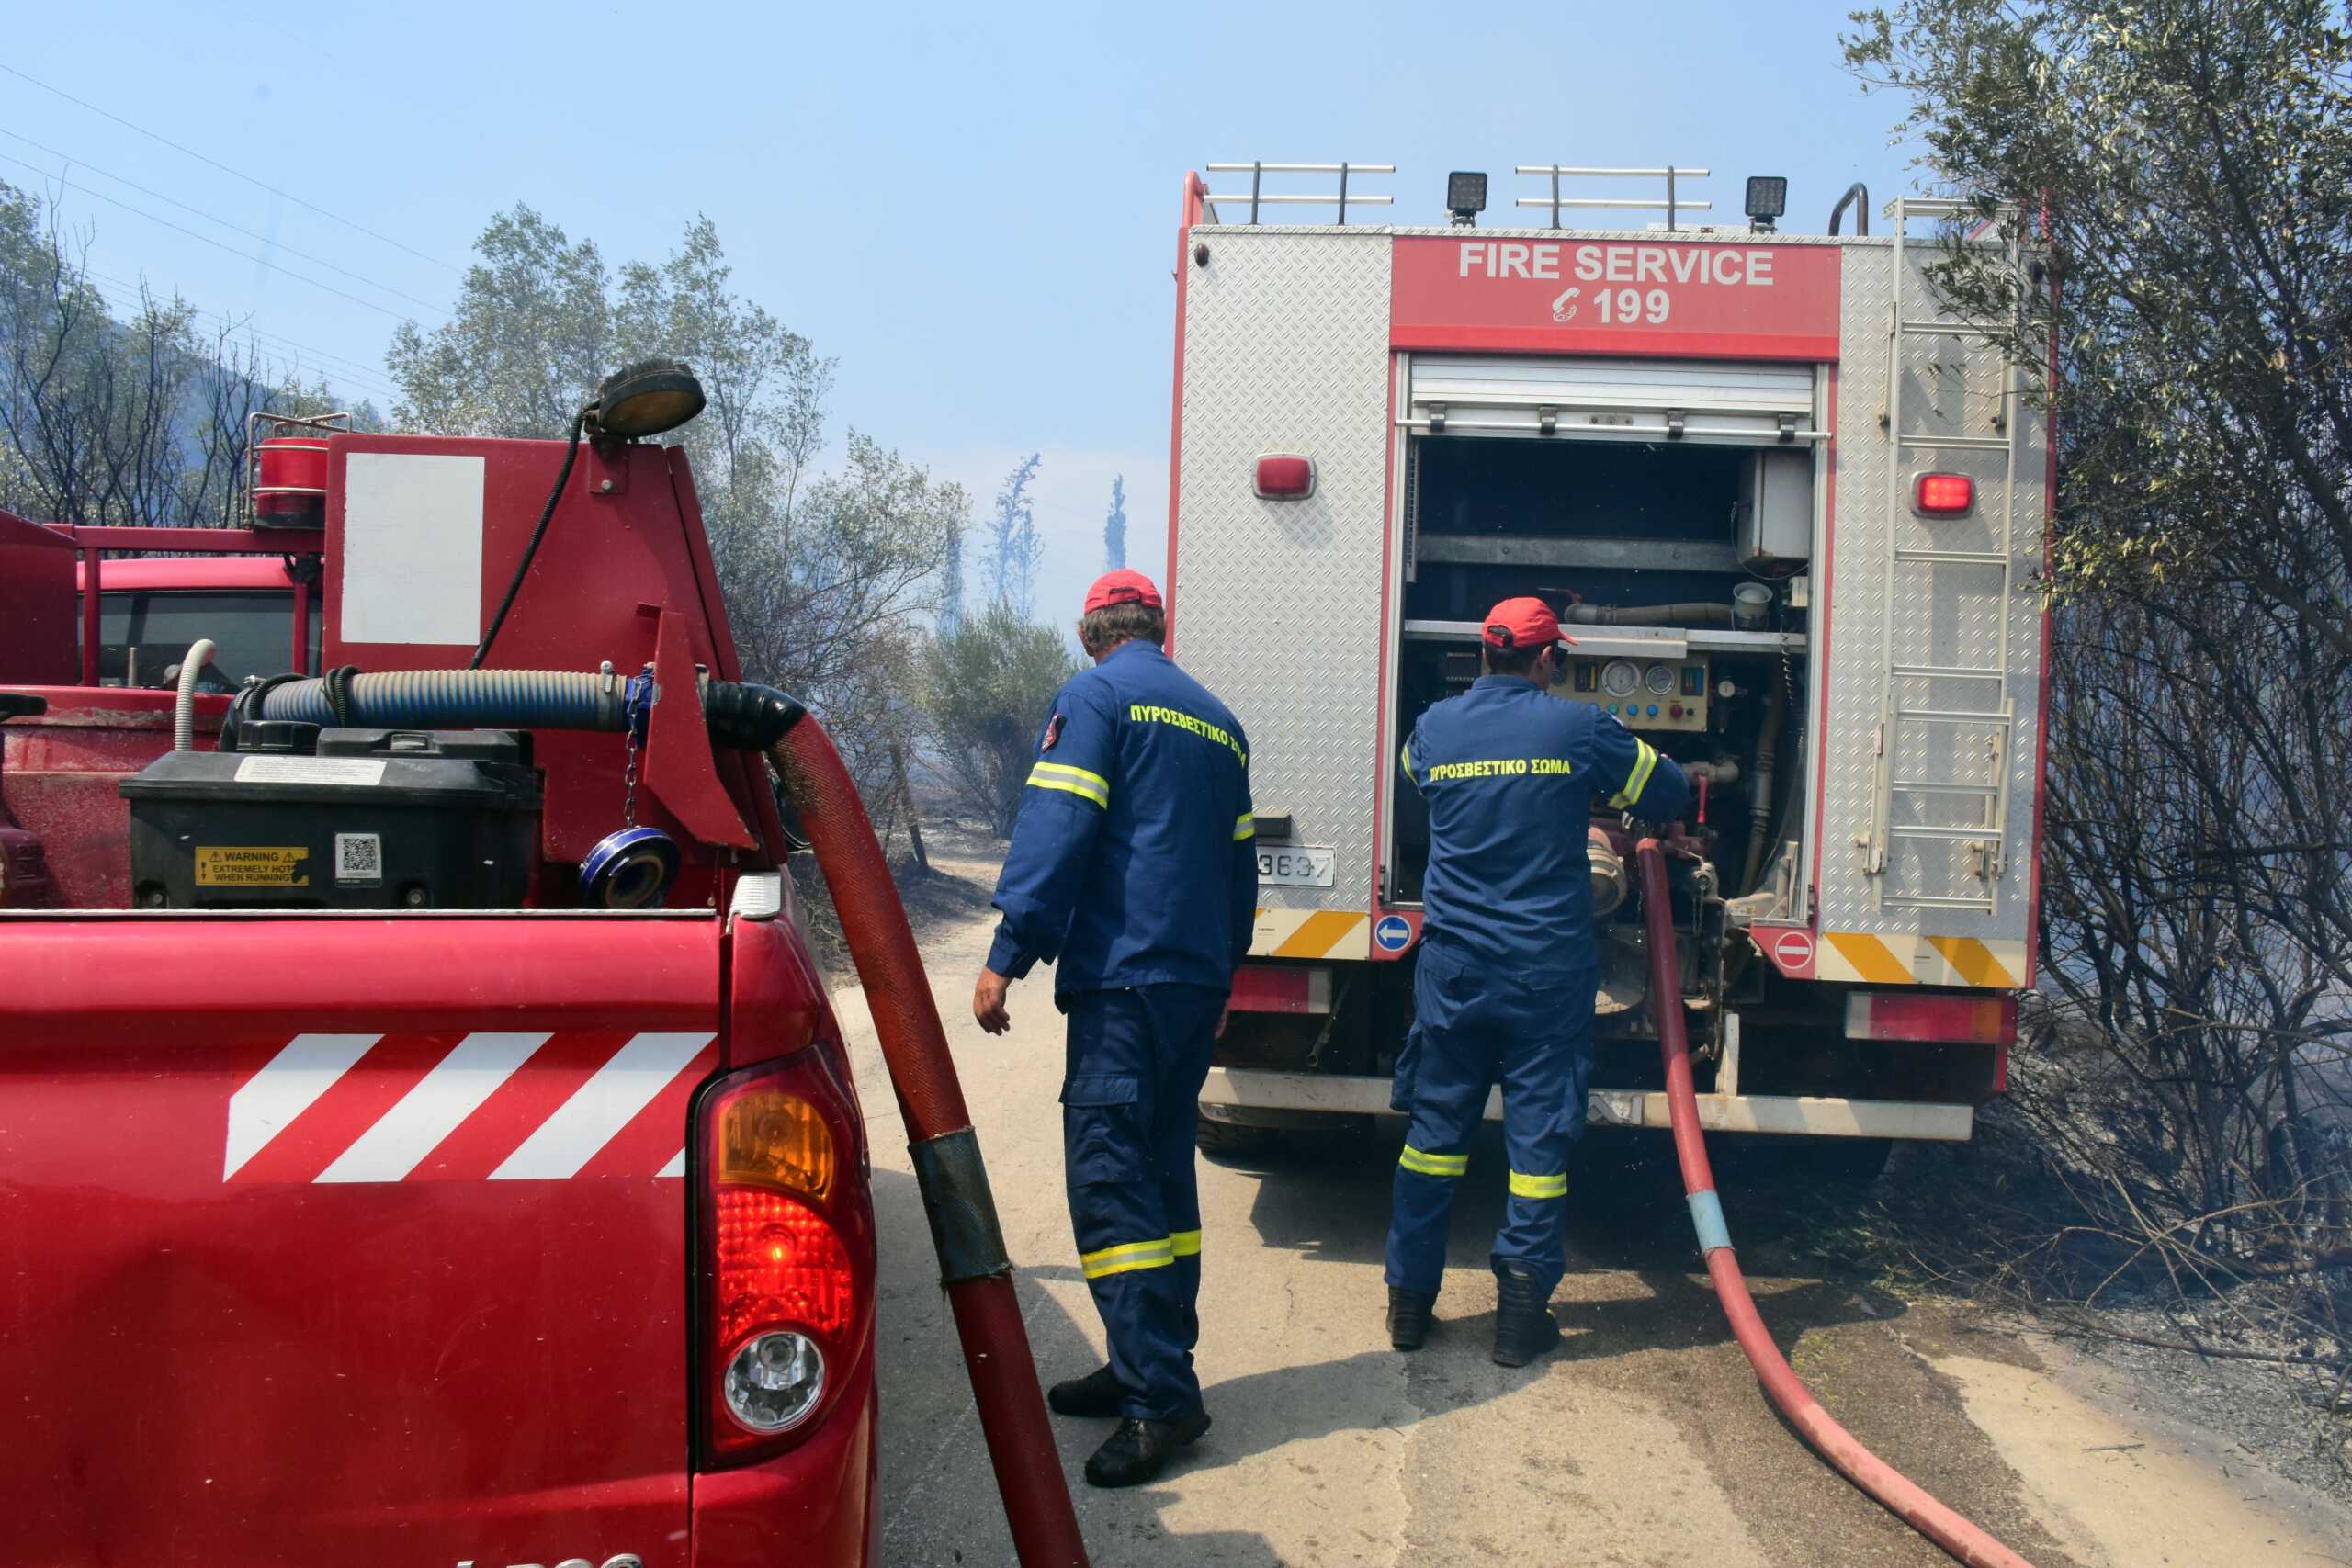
[832,862,2351,1566]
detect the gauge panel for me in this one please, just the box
[1556,654,1711,731]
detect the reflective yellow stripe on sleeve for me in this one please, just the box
[1509,1170,1569,1200]
[1234,813,1255,840]
[1028,761,1109,808]
[1170,1229,1202,1258]
[1400,740,1412,774]
[1080,1237,1175,1279]
[1608,740,1660,810]
[1397,1145,1469,1178]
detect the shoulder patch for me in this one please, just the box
[1042,712,1065,751]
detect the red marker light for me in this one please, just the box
[1914,473,1974,515]
[1254,455,1316,499]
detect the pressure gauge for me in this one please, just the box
[1645,662,1679,696]
[1600,660,1640,697]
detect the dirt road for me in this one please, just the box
[829,856,2351,1565]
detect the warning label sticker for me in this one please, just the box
[196,846,311,887]
[233,756,388,786]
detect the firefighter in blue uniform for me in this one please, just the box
[973,568,1257,1488]
[1385,596,1691,1366]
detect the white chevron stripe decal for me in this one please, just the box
[223,1033,380,1179]
[488,1032,715,1180]
[314,1032,551,1184]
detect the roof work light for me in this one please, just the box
[1446,172,1488,227]
[590,358,707,441]
[1744,175,1788,231]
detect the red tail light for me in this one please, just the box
[1913,472,1974,515]
[697,1052,875,1467]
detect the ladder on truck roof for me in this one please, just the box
[1864,196,2028,916]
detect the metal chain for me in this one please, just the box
[622,671,650,829]
[623,717,640,829]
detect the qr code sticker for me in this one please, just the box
[335,832,382,885]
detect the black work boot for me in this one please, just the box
[1083,1409,1212,1488]
[1491,1263,1563,1368]
[1047,1365,1125,1418]
[1387,1287,1436,1351]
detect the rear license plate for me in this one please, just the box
[1257,845,1335,887]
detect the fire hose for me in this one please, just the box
[1635,838,2033,1568]
[773,723,1090,1568]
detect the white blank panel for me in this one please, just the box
[340,452,485,646]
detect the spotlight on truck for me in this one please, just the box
[1745,175,1788,231]
[1446,171,1488,228]
[590,358,707,441]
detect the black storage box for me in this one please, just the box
[120,728,542,909]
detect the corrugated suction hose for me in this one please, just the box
[173,639,215,750]
[1635,839,2036,1568]
[771,721,1089,1568]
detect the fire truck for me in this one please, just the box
[1177,165,2051,1169]
[0,379,951,1566]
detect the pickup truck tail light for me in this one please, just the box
[697,1050,876,1467]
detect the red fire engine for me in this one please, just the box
[1170,164,2052,1174]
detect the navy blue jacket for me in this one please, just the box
[1403,675,1691,977]
[988,642,1257,995]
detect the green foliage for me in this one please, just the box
[1845,0,2352,650]
[385,205,612,441]
[391,206,960,822]
[1846,0,2351,1370]
[922,604,1082,834]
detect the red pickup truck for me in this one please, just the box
[0,412,885,1564]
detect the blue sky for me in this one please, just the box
[3,1,1913,623]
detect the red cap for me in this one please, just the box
[1083,569,1164,615]
[1481,596,1576,650]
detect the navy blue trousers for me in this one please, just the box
[1384,940,1597,1300]
[1060,984,1223,1421]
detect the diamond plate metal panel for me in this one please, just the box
[1171,230,1394,911]
[1819,241,2048,947]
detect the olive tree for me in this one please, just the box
[922,604,1082,834]
[389,208,958,829]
